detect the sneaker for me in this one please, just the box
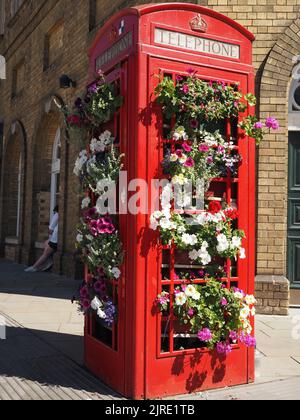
[24,266,38,273]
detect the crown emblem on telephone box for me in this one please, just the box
[190,14,208,33]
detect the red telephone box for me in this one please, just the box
[85,3,256,399]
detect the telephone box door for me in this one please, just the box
[145,57,254,399]
[84,65,128,396]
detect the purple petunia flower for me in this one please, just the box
[265,117,280,130]
[81,298,91,310]
[240,333,257,348]
[206,156,214,165]
[198,328,213,342]
[94,280,107,295]
[80,286,89,299]
[216,341,232,355]
[229,331,239,342]
[254,121,263,130]
[88,83,98,94]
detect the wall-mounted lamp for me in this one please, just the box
[59,74,77,89]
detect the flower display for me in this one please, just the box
[76,279,117,328]
[62,72,123,143]
[163,129,242,188]
[69,87,124,324]
[155,73,253,126]
[239,116,280,145]
[151,204,245,264]
[153,69,258,358]
[157,279,256,355]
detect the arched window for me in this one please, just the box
[287,76,300,287]
[2,131,24,240]
[288,79,300,130]
[50,127,61,216]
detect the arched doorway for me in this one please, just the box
[288,78,300,293]
[50,127,61,217]
[32,109,62,258]
[1,121,26,261]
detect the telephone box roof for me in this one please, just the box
[89,3,255,55]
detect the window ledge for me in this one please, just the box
[5,237,20,245]
[35,241,45,249]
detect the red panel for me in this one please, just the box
[86,3,255,400]
[143,57,255,399]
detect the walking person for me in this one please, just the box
[25,206,59,273]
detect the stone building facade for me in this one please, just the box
[0,0,299,313]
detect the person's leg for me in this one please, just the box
[33,245,54,270]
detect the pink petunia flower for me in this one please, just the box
[182,142,192,153]
[220,298,228,307]
[182,84,190,94]
[184,157,195,168]
[199,144,210,153]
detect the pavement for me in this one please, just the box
[0,259,300,400]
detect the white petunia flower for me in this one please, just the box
[185,285,197,298]
[239,248,246,259]
[160,218,173,230]
[73,150,88,176]
[153,211,162,219]
[76,234,83,243]
[91,297,102,311]
[97,308,107,319]
[177,225,186,234]
[240,305,250,319]
[200,251,212,266]
[81,197,91,209]
[182,234,198,246]
[201,241,209,251]
[245,295,256,306]
[193,291,201,301]
[234,291,244,300]
[189,250,199,261]
[170,154,178,162]
[150,215,159,231]
[175,292,187,306]
[112,268,121,279]
[232,236,242,248]
[217,234,229,253]
[172,174,188,186]
[195,213,207,226]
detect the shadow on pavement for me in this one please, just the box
[0,324,119,398]
[0,260,81,301]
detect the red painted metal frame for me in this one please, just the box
[86,3,255,400]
